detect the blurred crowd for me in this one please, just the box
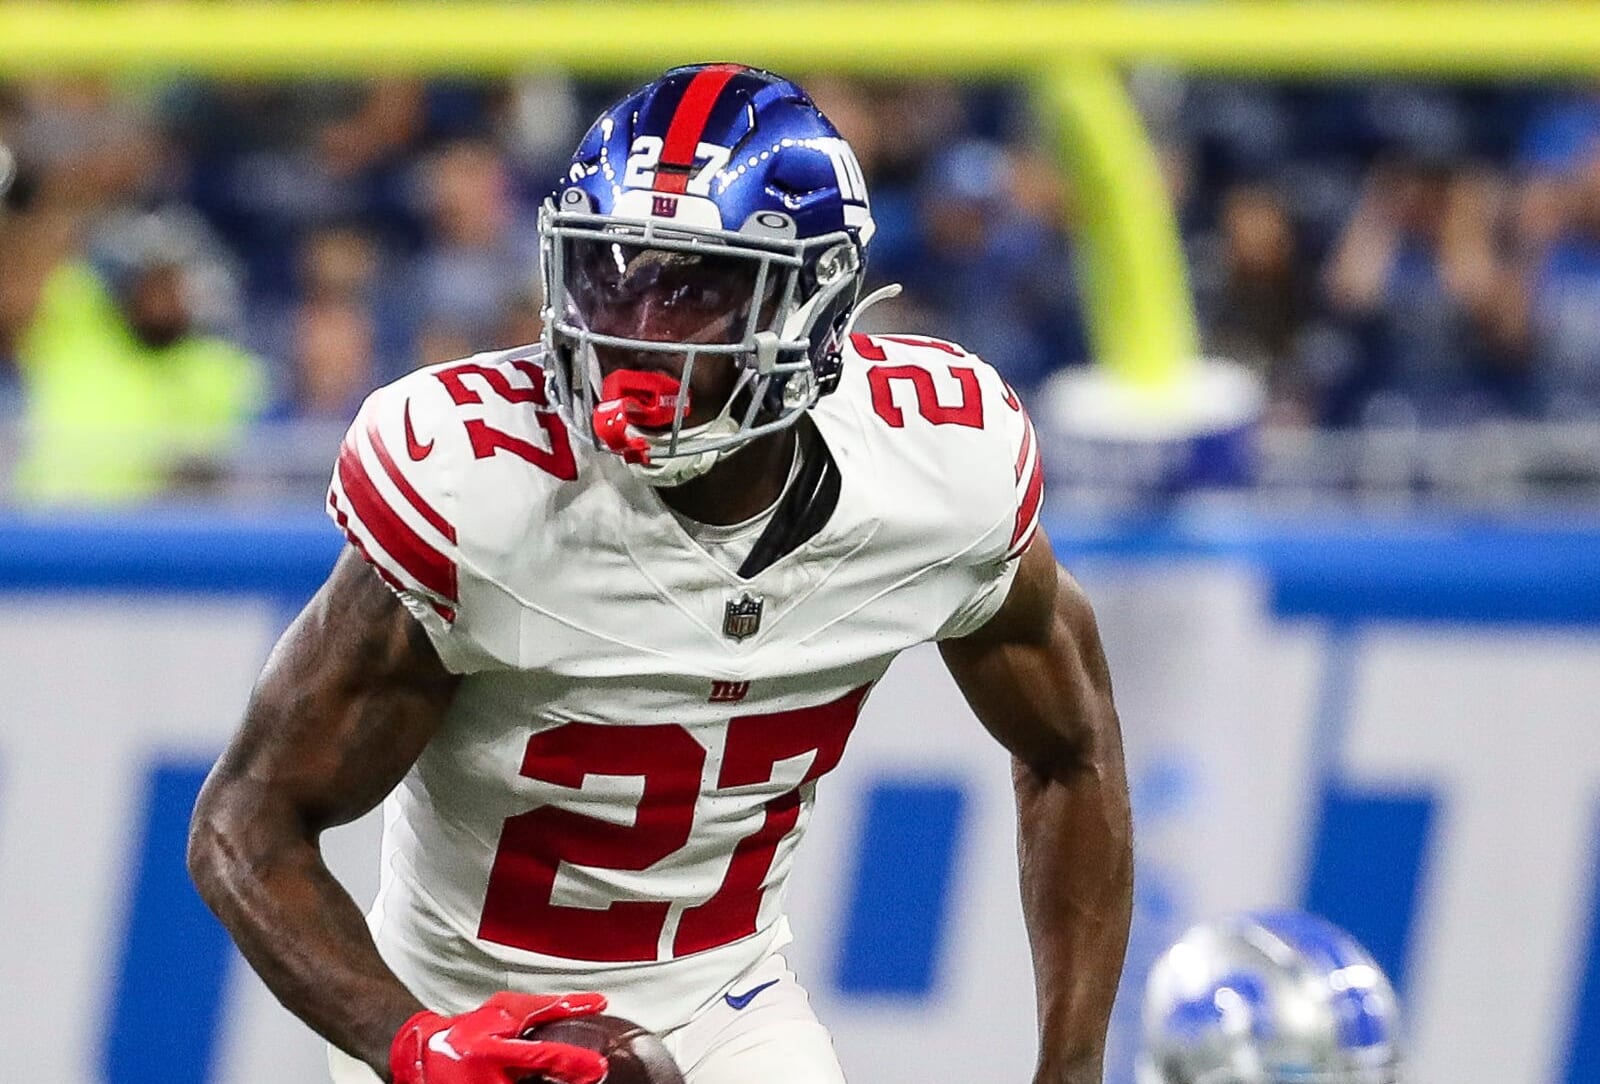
[1170,79,1600,430]
[5,72,1600,502]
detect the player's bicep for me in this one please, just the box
[210,547,460,832]
[939,535,1118,774]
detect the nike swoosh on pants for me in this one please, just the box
[723,978,780,1010]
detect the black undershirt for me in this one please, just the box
[736,419,841,579]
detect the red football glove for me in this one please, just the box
[389,991,610,1084]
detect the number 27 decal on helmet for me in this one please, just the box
[540,63,890,487]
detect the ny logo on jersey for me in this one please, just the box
[723,593,764,641]
[709,680,750,704]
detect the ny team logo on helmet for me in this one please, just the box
[539,63,875,482]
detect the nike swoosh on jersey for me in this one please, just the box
[723,978,779,1011]
[403,399,434,461]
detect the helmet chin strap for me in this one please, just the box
[629,422,738,487]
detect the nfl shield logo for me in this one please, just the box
[722,593,764,641]
[652,195,679,217]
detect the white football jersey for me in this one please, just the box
[325,333,1044,1032]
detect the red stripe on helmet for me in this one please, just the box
[654,170,690,195]
[654,64,744,191]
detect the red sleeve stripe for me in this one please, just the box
[1009,451,1045,555]
[336,439,459,603]
[329,492,403,591]
[329,492,456,623]
[1009,518,1041,560]
[1013,412,1035,482]
[655,64,743,191]
[366,415,456,544]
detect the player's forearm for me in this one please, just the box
[188,782,423,1077]
[1014,749,1133,1084]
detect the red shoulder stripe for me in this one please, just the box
[1010,452,1045,555]
[366,414,456,544]
[329,493,457,622]
[1009,518,1041,560]
[336,438,459,603]
[655,64,742,193]
[1013,412,1035,482]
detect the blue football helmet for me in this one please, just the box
[539,63,881,485]
[1138,911,1403,1084]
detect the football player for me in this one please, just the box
[189,64,1133,1084]
[1138,911,1403,1083]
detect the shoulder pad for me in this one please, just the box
[326,348,579,629]
[842,332,1042,562]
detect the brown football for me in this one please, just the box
[519,1013,686,1084]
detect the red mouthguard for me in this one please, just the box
[592,370,691,465]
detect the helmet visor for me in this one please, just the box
[562,237,780,347]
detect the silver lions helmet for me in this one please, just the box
[1137,910,1403,1084]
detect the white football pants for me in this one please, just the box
[327,954,847,1084]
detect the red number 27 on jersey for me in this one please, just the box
[434,360,577,480]
[854,334,985,430]
[477,685,868,963]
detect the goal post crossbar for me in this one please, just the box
[8,2,1585,396]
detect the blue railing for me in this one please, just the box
[3,505,1597,624]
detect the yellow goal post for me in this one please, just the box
[7,1,1600,397]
